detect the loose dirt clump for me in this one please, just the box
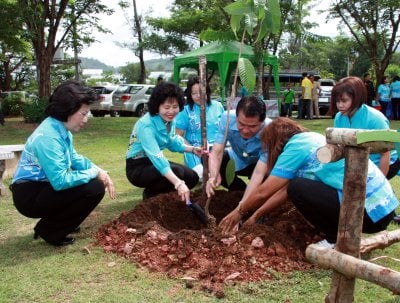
[95,190,322,297]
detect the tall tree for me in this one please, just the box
[118,0,146,83]
[145,0,235,56]
[18,0,112,98]
[0,1,33,91]
[329,0,400,86]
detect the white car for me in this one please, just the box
[318,79,336,115]
[90,85,118,117]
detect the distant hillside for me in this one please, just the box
[80,57,117,72]
[80,57,174,72]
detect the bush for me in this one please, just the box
[1,94,25,116]
[23,97,48,123]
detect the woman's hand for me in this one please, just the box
[175,180,190,202]
[205,175,221,198]
[218,208,242,235]
[98,170,116,199]
[192,146,205,157]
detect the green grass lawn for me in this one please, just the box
[0,116,399,303]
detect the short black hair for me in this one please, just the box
[45,80,97,122]
[236,96,266,121]
[147,81,185,116]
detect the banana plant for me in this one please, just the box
[222,0,280,187]
[224,0,281,96]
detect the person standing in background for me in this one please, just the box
[299,72,312,119]
[282,83,295,118]
[390,75,400,120]
[310,75,321,118]
[377,76,391,119]
[363,72,376,106]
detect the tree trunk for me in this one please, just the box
[360,229,400,254]
[316,144,345,164]
[37,48,53,98]
[132,0,146,84]
[325,146,369,303]
[306,245,400,295]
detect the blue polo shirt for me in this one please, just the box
[334,104,397,167]
[260,132,398,223]
[378,84,391,102]
[12,117,99,190]
[126,113,186,175]
[214,110,272,171]
[175,100,224,168]
[390,80,400,98]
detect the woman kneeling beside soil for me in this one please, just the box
[219,117,398,247]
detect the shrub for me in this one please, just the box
[1,94,25,116]
[23,97,48,123]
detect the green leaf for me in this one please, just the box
[224,1,253,15]
[238,57,256,95]
[266,0,281,34]
[225,159,236,187]
[244,12,258,36]
[230,14,242,37]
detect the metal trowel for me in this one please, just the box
[187,200,209,224]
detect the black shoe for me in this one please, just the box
[53,237,75,246]
[71,226,81,234]
[33,231,39,240]
[394,215,400,224]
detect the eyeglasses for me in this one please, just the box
[191,92,201,96]
[79,111,90,117]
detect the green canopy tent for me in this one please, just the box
[173,40,280,102]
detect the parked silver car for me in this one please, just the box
[90,85,118,117]
[111,84,154,117]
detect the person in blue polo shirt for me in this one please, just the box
[10,81,115,246]
[332,76,400,179]
[126,82,202,201]
[206,96,272,196]
[175,76,224,181]
[219,118,397,247]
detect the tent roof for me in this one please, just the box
[174,41,255,68]
[173,40,280,101]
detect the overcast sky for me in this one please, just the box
[78,0,339,67]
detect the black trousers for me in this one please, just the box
[11,179,105,245]
[219,151,257,191]
[391,98,400,120]
[287,178,394,243]
[126,157,199,198]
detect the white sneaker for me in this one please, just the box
[315,239,335,249]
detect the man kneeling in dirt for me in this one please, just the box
[206,96,272,196]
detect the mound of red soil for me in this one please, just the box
[95,190,322,297]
